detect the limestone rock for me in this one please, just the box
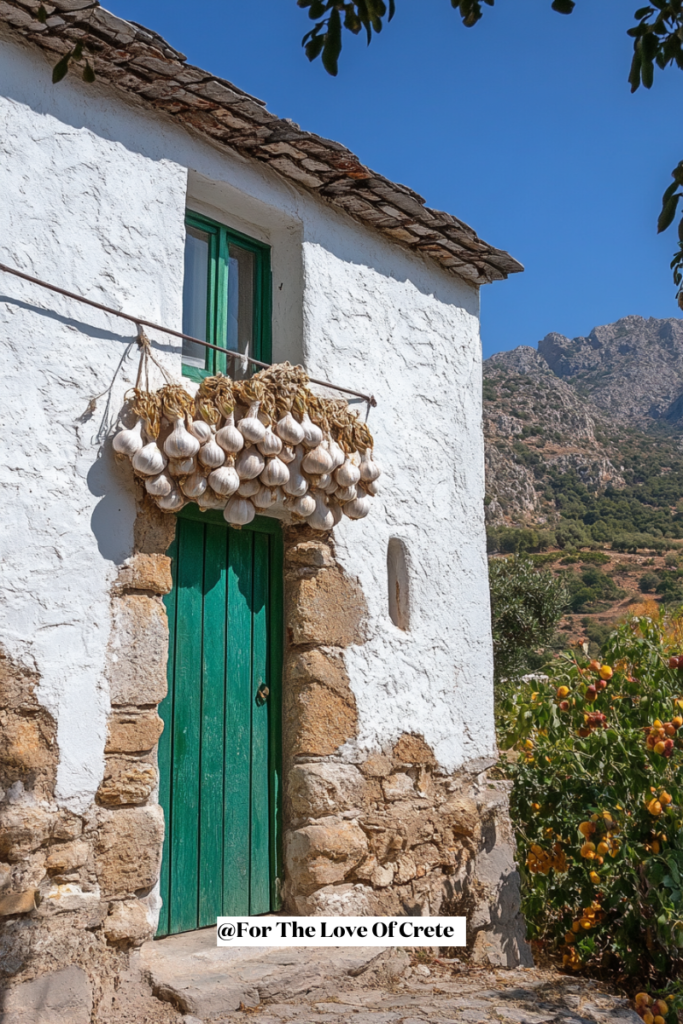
[0,965,92,1023]
[134,493,177,555]
[0,861,11,889]
[359,753,393,778]
[115,553,173,594]
[97,758,157,806]
[382,773,415,802]
[285,539,335,568]
[0,888,38,915]
[95,805,164,898]
[287,568,366,647]
[441,794,481,838]
[287,762,365,820]
[371,862,395,888]
[104,898,154,945]
[395,852,417,884]
[106,711,164,753]
[107,595,168,706]
[45,840,90,873]
[0,804,53,861]
[285,820,368,896]
[0,711,56,773]
[292,882,375,916]
[284,649,357,757]
[392,733,436,766]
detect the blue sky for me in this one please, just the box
[106,0,683,358]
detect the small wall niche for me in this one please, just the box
[387,538,410,631]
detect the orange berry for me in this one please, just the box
[653,1017,665,1024]
[557,685,570,698]
[635,995,651,1008]
[660,791,673,805]
[654,1001,668,1015]
[578,821,595,837]
[643,1014,654,1024]
[597,841,609,855]
[589,870,600,883]
[655,741,667,755]
[673,716,683,729]
[648,799,663,816]
[599,665,613,680]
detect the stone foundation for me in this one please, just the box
[0,504,530,1016]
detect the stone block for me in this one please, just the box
[285,821,368,896]
[287,762,365,820]
[0,889,38,916]
[45,840,89,873]
[51,814,83,841]
[104,898,154,945]
[134,493,177,555]
[0,712,56,773]
[394,852,417,884]
[285,539,335,568]
[106,710,164,753]
[382,773,415,802]
[392,733,436,767]
[115,553,173,594]
[359,753,393,778]
[284,650,358,758]
[107,595,168,707]
[441,795,480,838]
[0,805,53,862]
[0,862,10,889]
[97,758,157,806]
[0,965,92,1023]
[291,882,374,916]
[95,805,164,898]
[287,569,366,647]
[371,863,395,888]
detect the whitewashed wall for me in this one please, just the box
[0,29,494,813]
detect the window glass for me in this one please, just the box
[182,226,210,369]
[227,245,255,379]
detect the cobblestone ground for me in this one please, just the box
[177,955,641,1024]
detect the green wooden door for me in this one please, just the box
[157,507,283,937]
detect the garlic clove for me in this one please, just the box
[335,484,358,503]
[208,462,240,497]
[216,412,244,454]
[181,469,208,499]
[364,479,380,497]
[164,416,200,460]
[302,442,333,476]
[253,484,277,509]
[237,478,260,497]
[168,455,196,478]
[224,496,256,527]
[156,488,185,512]
[189,419,213,444]
[322,473,338,495]
[145,470,174,497]
[258,426,282,457]
[113,418,144,458]
[359,449,381,483]
[237,401,266,444]
[301,411,323,449]
[308,491,335,532]
[275,412,305,446]
[335,458,361,488]
[260,456,290,488]
[343,494,371,520]
[279,445,296,464]
[235,447,265,480]
[198,438,226,469]
[132,442,168,477]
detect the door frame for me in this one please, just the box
[157,508,284,936]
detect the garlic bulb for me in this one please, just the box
[181,470,208,499]
[343,494,371,520]
[279,445,296,464]
[336,484,358,503]
[132,442,167,477]
[168,456,196,478]
[197,488,226,510]
[364,479,379,497]
[322,474,338,495]
[156,489,185,512]
[328,439,346,472]
[253,485,277,509]
[335,458,361,488]
[208,461,240,497]
[198,438,225,469]
[258,427,282,457]
[224,496,256,527]
[290,493,316,518]
[301,412,323,449]
[359,449,381,483]
[328,498,343,526]
[237,401,266,444]
[189,419,213,444]
[113,418,144,457]
[164,416,200,460]
[282,447,308,498]
[238,478,261,498]
[216,412,244,454]
[276,412,305,446]
[308,491,334,532]
[236,447,265,480]
[261,456,290,488]
[145,470,173,497]
[302,443,333,476]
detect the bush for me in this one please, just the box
[501,615,683,985]
[640,572,662,593]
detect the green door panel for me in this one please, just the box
[157,510,283,937]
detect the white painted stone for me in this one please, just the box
[0,27,496,814]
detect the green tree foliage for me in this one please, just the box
[501,617,683,984]
[297,0,683,304]
[489,557,567,685]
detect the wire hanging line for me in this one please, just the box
[0,261,377,408]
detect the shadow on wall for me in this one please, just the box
[87,442,136,565]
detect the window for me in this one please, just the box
[181,211,272,382]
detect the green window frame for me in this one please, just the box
[182,210,272,383]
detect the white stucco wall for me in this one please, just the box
[0,29,494,812]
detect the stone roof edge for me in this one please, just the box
[0,0,524,285]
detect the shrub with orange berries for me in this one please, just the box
[502,613,683,982]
